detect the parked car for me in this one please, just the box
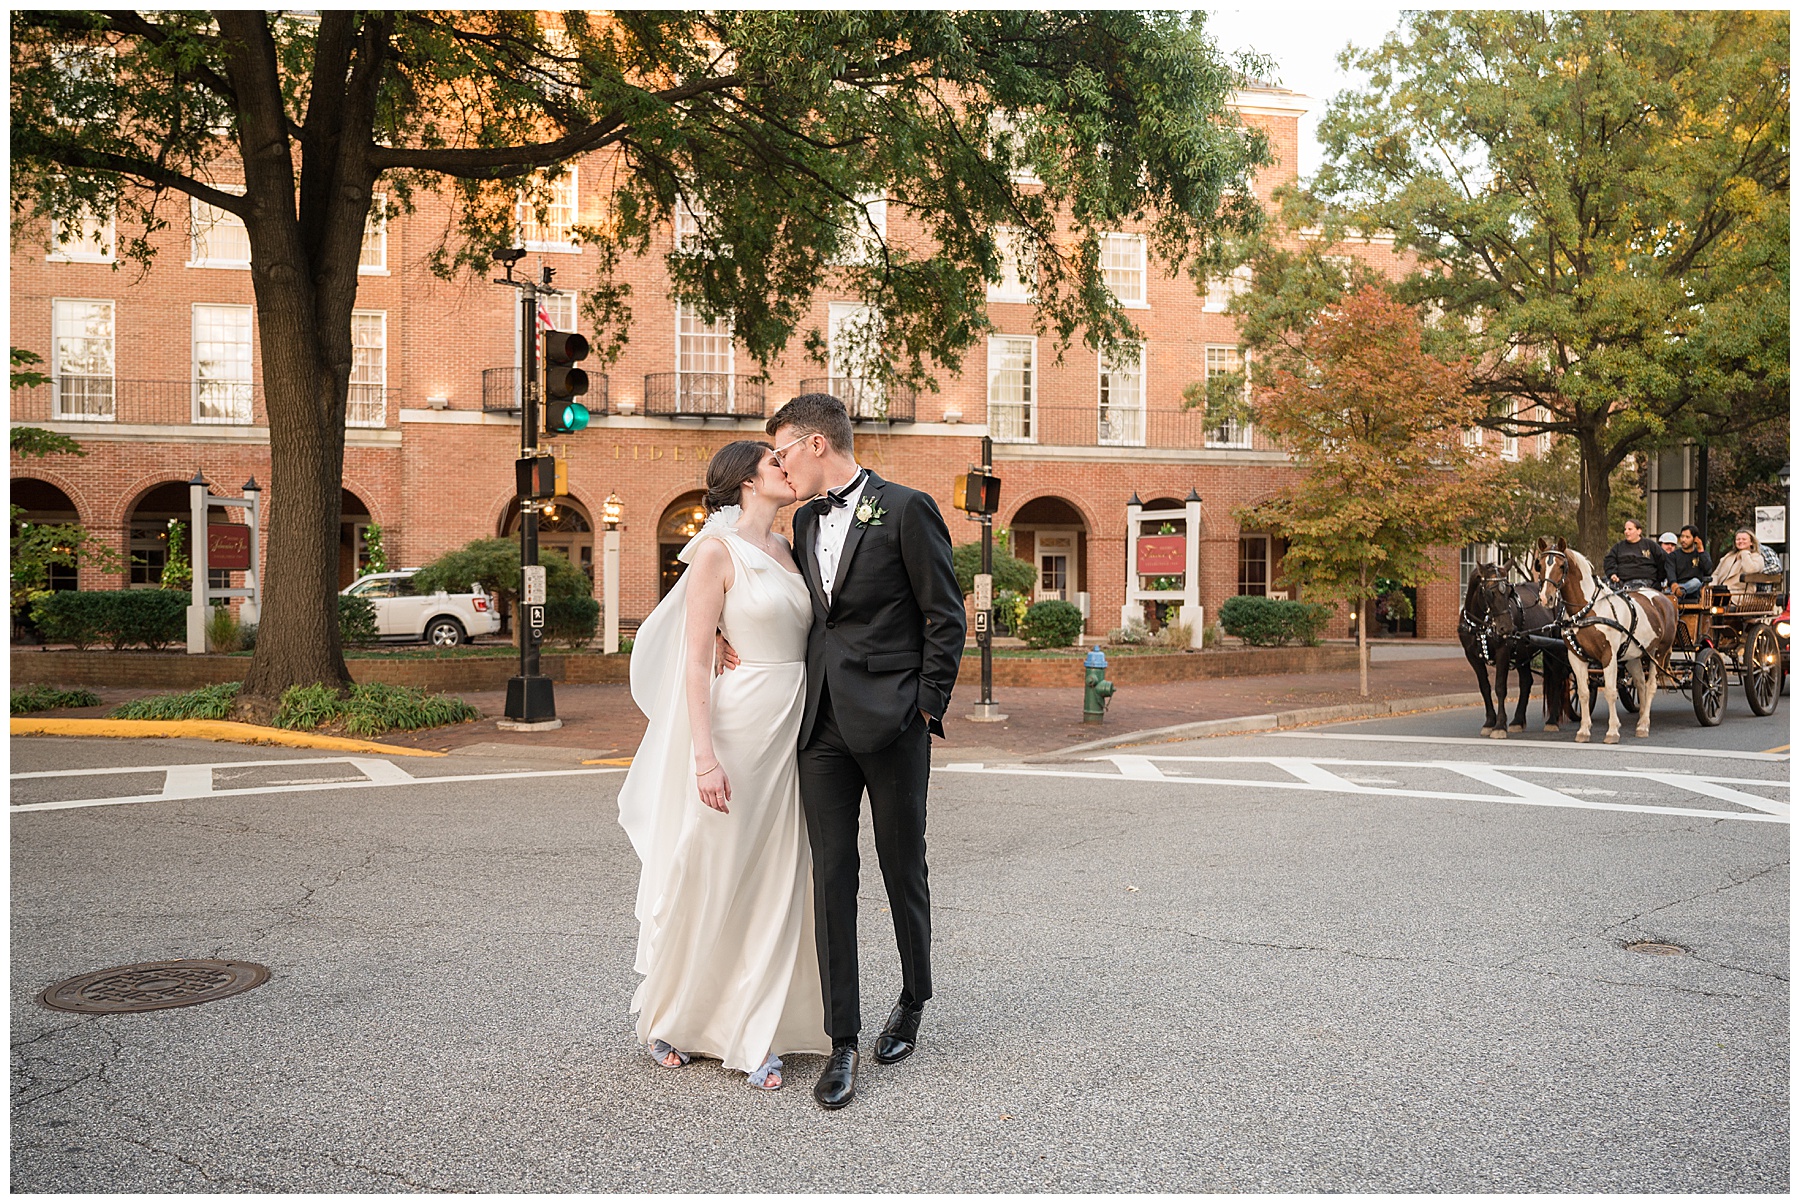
[340,570,500,647]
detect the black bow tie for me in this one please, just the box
[809,470,867,517]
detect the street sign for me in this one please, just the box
[522,565,547,605]
[974,573,993,612]
[1755,505,1786,545]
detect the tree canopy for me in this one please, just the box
[1227,10,1788,559]
[11,10,1272,709]
[1237,286,1490,694]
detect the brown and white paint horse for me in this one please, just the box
[1538,538,1678,744]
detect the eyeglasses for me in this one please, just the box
[771,433,815,466]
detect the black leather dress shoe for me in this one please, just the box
[874,1000,924,1065]
[814,1043,858,1110]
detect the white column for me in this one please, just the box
[602,528,621,654]
[1183,494,1204,648]
[186,479,209,654]
[240,489,262,627]
[1122,500,1143,628]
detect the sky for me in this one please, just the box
[1198,6,1409,181]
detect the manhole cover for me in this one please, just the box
[39,959,270,1014]
[1625,941,1689,957]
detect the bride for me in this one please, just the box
[616,440,829,1090]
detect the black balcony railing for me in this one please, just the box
[482,367,610,416]
[796,376,916,423]
[641,372,766,419]
[8,377,405,428]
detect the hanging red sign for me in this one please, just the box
[208,523,252,570]
[1137,535,1186,575]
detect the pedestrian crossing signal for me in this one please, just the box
[953,471,1001,515]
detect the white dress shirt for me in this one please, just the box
[812,466,867,604]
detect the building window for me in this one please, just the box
[1100,233,1147,306]
[358,193,387,273]
[516,168,577,250]
[1464,426,1483,450]
[1097,341,1145,447]
[129,520,171,587]
[1238,535,1270,597]
[193,303,254,424]
[189,187,250,268]
[507,291,579,407]
[51,298,114,421]
[348,311,386,427]
[1204,345,1252,448]
[832,192,888,266]
[1203,264,1251,313]
[1501,430,1519,460]
[676,302,735,410]
[987,335,1036,444]
[51,45,116,129]
[48,206,115,263]
[828,302,890,417]
[987,226,1036,303]
[987,111,1043,185]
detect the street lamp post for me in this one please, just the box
[602,492,622,654]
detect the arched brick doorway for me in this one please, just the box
[340,488,372,588]
[501,495,595,588]
[658,492,708,597]
[1010,495,1089,617]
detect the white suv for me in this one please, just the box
[341,570,501,647]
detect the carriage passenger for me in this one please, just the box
[1603,519,1671,593]
[1710,528,1782,606]
[1666,526,1714,600]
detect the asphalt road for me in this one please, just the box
[10,703,1790,1192]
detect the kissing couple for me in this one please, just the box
[616,392,967,1108]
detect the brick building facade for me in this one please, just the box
[11,85,1465,641]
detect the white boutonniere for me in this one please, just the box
[855,498,886,527]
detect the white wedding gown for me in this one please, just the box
[616,509,830,1071]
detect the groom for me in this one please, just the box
[766,393,966,1110]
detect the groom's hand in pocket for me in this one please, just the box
[714,633,741,675]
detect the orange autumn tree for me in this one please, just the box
[1236,286,1491,695]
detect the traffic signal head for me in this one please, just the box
[544,329,591,434]
[953,470,1002,515]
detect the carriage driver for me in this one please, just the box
[1603,519,1672,592]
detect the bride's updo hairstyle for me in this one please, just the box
[702,440,774,512]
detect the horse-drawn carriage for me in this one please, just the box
[1461,542,1785,743]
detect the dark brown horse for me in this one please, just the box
[1459,564,1572,737]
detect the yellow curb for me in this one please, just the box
[582,756,634,766]
[11,718,446,757]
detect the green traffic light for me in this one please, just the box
[558,402,589,433]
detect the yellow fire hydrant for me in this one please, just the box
[1083,646,1116,723]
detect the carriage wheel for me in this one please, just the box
[1691,646,1727,727]
[1742,623,1781,717]
[1616,665,1640,715]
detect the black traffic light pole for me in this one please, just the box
[495,255,559,727]
[979,435,995,713]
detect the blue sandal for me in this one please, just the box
[649,1040,690,1068]
[746,1053,783,1091]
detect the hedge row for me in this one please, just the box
[1217,595,1331,647]
[30,590,188,651]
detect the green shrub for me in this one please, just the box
[110,682,241,720]
[206,604,244,653]
[1107,618,1151,645]
[339,593,378,647]
[1217,595,1331,647]
[1017,599,1085,649]
[274,681,480,737]
[11,684,101,714]
[545,594,600,650]
[30,589,187,651]
[951,538,1036,597]
[618,636,634,654]
[993,589,1030,636]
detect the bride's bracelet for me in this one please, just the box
[695,761,721,776]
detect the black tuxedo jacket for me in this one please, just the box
[791,471,967,755]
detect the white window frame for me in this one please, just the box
[1097,340,1146,448]
[831,191,888,267]
[48,205,116,264]
[52,45,117,129]
[1204,344,1252,448]
[986,334,1037,445]
[1464,426,1483,450]
[987,226,1036,304]
[358,192,388,275]
[516,168,579,252]
[348,310,388,428]
[188,185,251,269]
[987,111,1043,186]
[1239,534,1271,597]
[191,303,255,425]
[50,297,116,422]
[828,301,888,417]
[1100,232,1148,308]
[1203,263,1251,313]
[675,301,736,411]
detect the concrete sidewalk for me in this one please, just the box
[14,645,1489,761]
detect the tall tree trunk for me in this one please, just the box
[1357,567,1369,697]
[1576,427,1613,563]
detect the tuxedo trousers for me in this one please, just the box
[798,679,933,1043]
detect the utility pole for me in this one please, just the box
[494,251,560,729]
[968,435,1005,722]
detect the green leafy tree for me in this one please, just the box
[360,522,388,576]
[1473,439,1643,554]
[12,351,85,459]
[11,11,1271,714]
[951,528,1037,597]
[1229,11,1788,560]
[159,519,192,592]
[412,537,588,642]
[1236,287,1491,695]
